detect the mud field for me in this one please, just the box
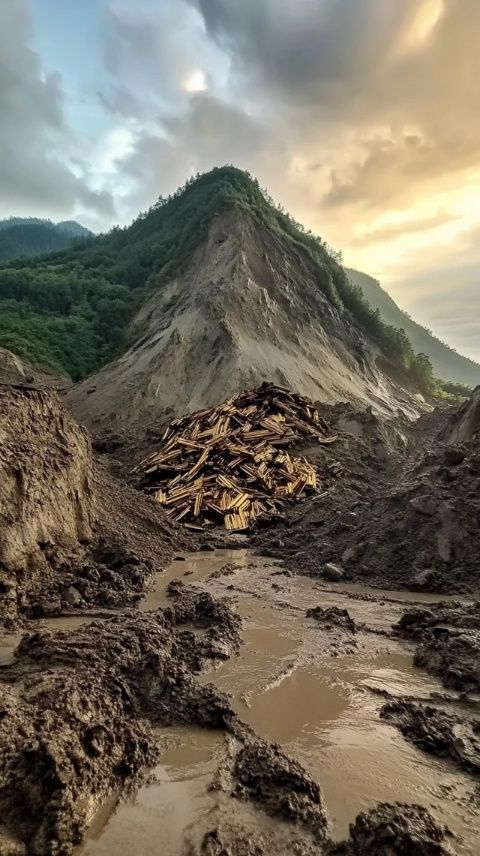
[1,549,477,854]
[1,381,480,854]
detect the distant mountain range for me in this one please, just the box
[0,217,92,262]
[346,269,480,387]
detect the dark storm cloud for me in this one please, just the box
[0,2,114,219]
[191,0,418,99]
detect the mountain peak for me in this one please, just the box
[0,166,449,400]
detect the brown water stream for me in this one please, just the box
[74,549,479,855]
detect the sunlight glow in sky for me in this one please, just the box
[1,0,479,361]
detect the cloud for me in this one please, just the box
[2,1,479,360]
[0,1,114,222]
[353,210,456,246]
[188,1,480,214]
[100,1,228,121]
[119,92,275,213]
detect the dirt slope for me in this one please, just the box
[0,384,194,628]
[0,345,65,388]
[67,210,423,433]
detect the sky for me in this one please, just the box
[1,0,479,362]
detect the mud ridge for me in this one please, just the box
[0,586,240,854]
[381,700,480,775]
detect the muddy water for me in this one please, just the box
[77,549,479,855]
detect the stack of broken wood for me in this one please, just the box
[133,383,336,531]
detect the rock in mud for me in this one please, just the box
[166,579,242,659]
[409,495,437,516]
[306,606,356,633]
[208,563,240,581]
[414,632,480,693]
[0,589,241,855]
[323,563,344,582]
[380,700,480,774]
[331,802,454,854]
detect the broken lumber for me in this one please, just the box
[133,382,336,530]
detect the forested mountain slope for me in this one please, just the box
[346,268,480,387]
[0,218,91,262]
[0,168,437,400]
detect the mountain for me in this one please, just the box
[0,167,435,425]
[56,220,92,238]
[0,217,92,262]
[346,268,480,388]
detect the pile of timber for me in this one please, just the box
[133,383,336,531]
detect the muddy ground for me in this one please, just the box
[3,548,475,855]
[253,391,480,595]
[1,381,480,854]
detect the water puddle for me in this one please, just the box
[139,549,253,611]
[79,728,224,856]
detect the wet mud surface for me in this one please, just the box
[56,549,480,856]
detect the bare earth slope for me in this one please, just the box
[346,268,480,387]
[68,210,421,432]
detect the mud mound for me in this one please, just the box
[258,393,480,593]
[0,588,240,854]
[306,606,356,633]
[67,209,422,433]
[0,385,195,628]
[0,386,94,570]
[232,738,328,840]
[0,386,95,624]
[332,802,453,854]
[395,603,480,692]
[381,701,480,774]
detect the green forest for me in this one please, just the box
[0,223,79,263]
[0,167,437,393]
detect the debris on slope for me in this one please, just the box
[134,383,336,530]
[67,205,425,434]
[0,345,66,388]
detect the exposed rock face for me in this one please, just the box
[443,386,480,444]
[67,209,422,432]
[0,386,95,574]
